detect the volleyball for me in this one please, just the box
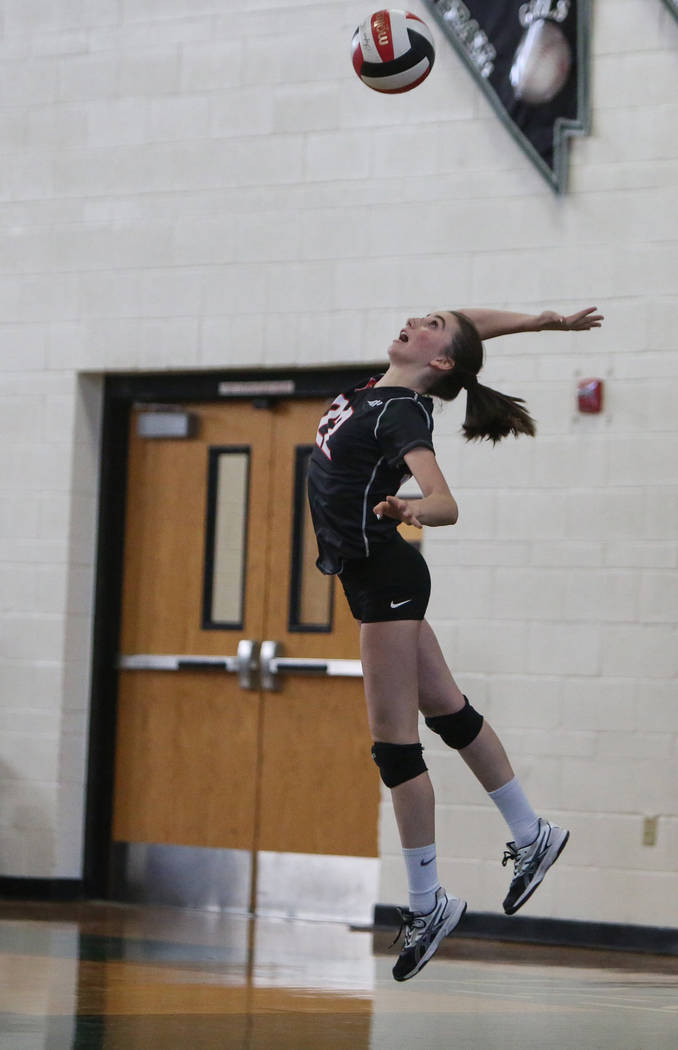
[351,9,435,94]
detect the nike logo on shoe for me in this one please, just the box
[390,599,412,609]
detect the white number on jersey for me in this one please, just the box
[315,394,354,460]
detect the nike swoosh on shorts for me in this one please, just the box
[390,599,412,609]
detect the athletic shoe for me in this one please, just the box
[391,886,467,982]
[502,818,569,915]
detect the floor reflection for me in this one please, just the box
[0,901,676,1050]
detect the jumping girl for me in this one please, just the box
[307,305,604,981]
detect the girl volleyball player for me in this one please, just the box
[307,304,604,982]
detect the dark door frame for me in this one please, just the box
[83,364,381,898]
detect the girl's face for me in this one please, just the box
[389,311,458,367]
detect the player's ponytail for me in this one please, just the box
[428,310,536,443]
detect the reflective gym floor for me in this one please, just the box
[1,900,677,1050]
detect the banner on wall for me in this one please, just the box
[423,1,591,192]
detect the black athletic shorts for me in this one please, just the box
[338,533,431,623]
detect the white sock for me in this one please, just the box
[402,844,440,914]
[488,777,540,848]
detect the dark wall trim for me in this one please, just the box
[104,365,379,405]
[0,877,84,902]
[83,377,131,899]
[83,364,382,901]
[2,881,676,959]
[374,904,678,957]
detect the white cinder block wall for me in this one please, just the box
[0,0,676,927]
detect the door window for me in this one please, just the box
[202,446,250,629]
[288,446,333,632]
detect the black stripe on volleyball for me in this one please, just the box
[358,30,434,79]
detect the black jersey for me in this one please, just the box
[307,376,435,574]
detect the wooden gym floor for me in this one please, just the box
[1,900,677,1049]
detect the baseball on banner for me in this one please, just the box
[351,9,435,94]
[509,18,572,106]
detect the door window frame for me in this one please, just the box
[288,444,335,633]
[202,445,252,631]
[84,364,383,898]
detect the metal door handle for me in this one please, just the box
[118,639,260,690]
[236,638,259,690]
[259,640,363,691]
[118,640,362,692]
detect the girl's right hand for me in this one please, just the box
[536,307,604,331]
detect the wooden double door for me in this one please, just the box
[111,398,379,910]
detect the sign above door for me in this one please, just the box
[423,0,591,192]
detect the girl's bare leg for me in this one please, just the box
[416,619,515,790]
[360,619,435,847]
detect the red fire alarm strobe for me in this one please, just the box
[577,378,604,414]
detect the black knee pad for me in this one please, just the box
[425,696,483,750]
[371,741,427,789]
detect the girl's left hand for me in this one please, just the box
[537,306,604,331]
[373,495,422,528]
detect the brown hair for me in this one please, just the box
[426,310,536,443]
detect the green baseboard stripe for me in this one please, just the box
[0,878,84,902]
[373,905,678,956]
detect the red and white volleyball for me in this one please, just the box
[509,18,572,106]
[352,10,435,94]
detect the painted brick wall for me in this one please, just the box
[0,0,676,927]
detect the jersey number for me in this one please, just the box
[315,394,354,460]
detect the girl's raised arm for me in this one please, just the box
[459,306,604,340]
